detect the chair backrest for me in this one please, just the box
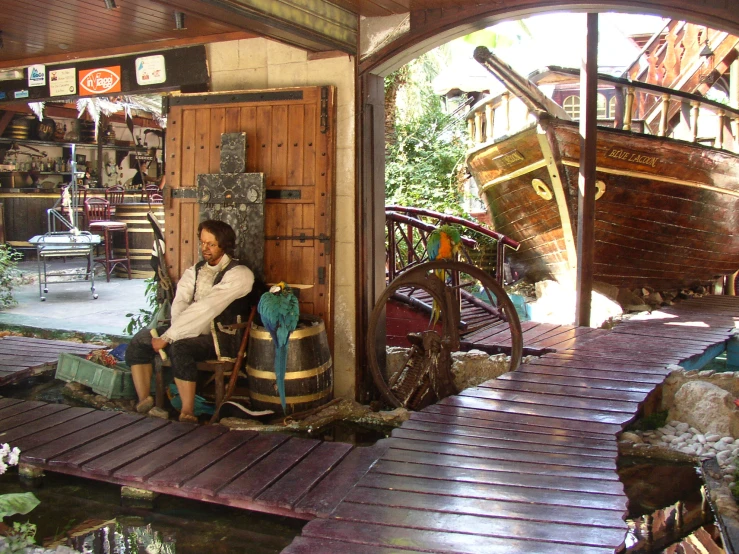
[105,185,125,205]
[84,197,111,224]
[141,183,160,202]
[148,193,163,204]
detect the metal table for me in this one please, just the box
[29,232,102,301]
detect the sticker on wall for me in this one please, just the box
[135,55,166,86]
[28,64,46,87]
[49,68,77,97]
[79,66,121,96]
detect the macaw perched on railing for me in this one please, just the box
[258,282,300,412]
[427,225,462,326]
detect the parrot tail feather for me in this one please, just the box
[275,344,288,413]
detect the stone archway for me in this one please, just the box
[354,0,739,400]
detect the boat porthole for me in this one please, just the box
[531,179,553,200]
[595,180,606,200]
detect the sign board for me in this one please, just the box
[0,45,208,104]
[79,66,122,96]
[136,55,166,86]
[28,64,46,87]
[49,68,77,97]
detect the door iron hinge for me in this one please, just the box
[318,266,326,285]
[320,87,329,135]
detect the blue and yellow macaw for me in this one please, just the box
[427,225,462,326]
[257,282,300,413]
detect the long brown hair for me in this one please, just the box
[198,219,236,257]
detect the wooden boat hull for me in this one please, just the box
[467,117,739,290]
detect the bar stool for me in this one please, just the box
[84,198,132,282]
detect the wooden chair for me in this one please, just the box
[141,184,160,203]
[105,185,125,209]
[154,306,257,423]
[84,197,132,281]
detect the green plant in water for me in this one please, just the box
[0,443,39,551]
[124,277,159,335]
[625,410,669,432]
[0,245,22,310]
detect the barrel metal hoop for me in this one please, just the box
[249,388,331,405]
[246,359,332,380]
[250,321,325,340]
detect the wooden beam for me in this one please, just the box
[0,32,255,71]
[356,72,386,402]
[575,13,598,328]
[152,0,356,53]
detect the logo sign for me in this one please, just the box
[28,64,46,87]
[49,68,77,97]
[136,55,166,86]
[14,90,29,99]
[79,66,121,95]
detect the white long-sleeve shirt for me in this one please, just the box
[161,254,254,343]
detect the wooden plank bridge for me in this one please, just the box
[0,295,736,552]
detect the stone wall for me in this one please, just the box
[206,38,357,399]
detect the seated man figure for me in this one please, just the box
[125,219,254,423]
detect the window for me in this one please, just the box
[563,95,580,119]
[597,93,608,118]
[609,96,618,119]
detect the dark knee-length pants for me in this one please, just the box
[124,326,216,382]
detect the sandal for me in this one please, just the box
[135,396,154,414]
[179,413,198,424]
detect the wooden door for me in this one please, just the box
[164,86,336,341]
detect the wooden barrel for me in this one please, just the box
[246,317,333,415]
[112,203,164,278]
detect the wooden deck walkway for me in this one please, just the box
[0,296,736,552]
[285,295,738,553]
[0,335,100,386]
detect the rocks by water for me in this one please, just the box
[620,422,739,487]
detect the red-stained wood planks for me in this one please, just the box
[0,336,101,386]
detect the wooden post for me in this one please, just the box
[731,58,739,152]
[502,92,510,134]
[658,93,671,136]
[356,72,387,403]
[575,13,598,328]
[718,111,725,149]
[485,103,494,142]
[623,86,635,131]
[474,111,483,144]
[690,100,700,142]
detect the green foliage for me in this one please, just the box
[0,245,22,310]
[0,493,39,520]
[625,411,669,432]
[385,54,468,217]
[3,521,37,552]
[124,277,159,335]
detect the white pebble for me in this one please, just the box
[680,445,697,455]
[679,432,693,441]
[717,450,733,464]
[669,420,683,428]
[706,434,721,442]
[720,437,735,444]
[662,434,677,442]
[715,442,732,452]
[696,434,706,444]
[675,423,690,433]
[689,427,700,435]
[662,425,677,434]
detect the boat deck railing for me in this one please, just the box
[466,65,739,155]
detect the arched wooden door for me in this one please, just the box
[163,86,336,342]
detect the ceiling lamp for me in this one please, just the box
[174,11,186,30]
[104,0,117,9]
